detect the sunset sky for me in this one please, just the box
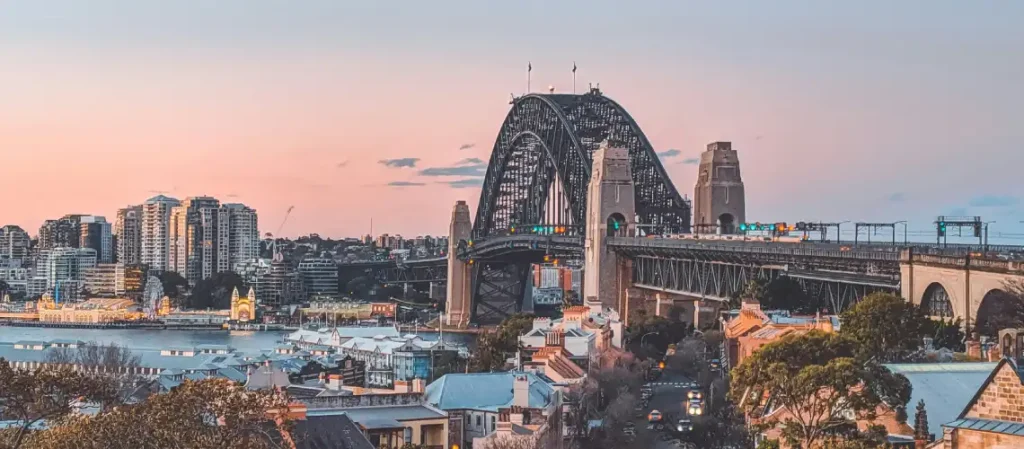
[2,1,1022,241]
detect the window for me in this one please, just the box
[476,416,482,427]
[491,416,496,431]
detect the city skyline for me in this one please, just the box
[2,1,1022,239]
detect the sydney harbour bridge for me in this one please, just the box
[340,87,1024,329]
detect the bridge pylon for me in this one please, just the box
[445,201,473,328]
[693,141,745,234]
[583,142,636,313]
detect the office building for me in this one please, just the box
[79,216,113,263]
[222,203,259,272]
[38,215,83,250]
[115,205,143,265]
[297,257,339,298]
[0,225,30,260]
[141,195,180,272]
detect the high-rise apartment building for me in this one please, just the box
[169,196,232,284]
[38,215,83,250]
[0,225,31,260]
[255,258,303,307]
[79,216,113,263]
[222,203,259,272]
[81,262,145,299]
[141,195,180,272]
[45,247,97,301]
[115,205,143,265]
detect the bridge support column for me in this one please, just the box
[445,201,472,328]
[583,142,636,314]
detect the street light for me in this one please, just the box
[638,332,655,348]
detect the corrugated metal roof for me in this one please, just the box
[424,372,555,412]
[886,362,996,438]
[945,417,1024,436]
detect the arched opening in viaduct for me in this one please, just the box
[920,282,954,318]
[974,288,1024,337]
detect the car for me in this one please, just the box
[622,427,636,437]
[687,390,703,401]
[687,403,704,416]
[648,410,664,423]
[676,419,693,433]
[709,359,721,371]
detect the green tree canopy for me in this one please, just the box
[187,272,247,310]
[157,271,189,303]
[470,314,535,372]
[839,292,930,362]
[729,331,911,449]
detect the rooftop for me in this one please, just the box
[424,372,555,412]
[885,362,996,438]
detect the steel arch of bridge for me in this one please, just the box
[465,90,691,324]
[472,91,691,239]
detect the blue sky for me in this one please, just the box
[1,1,1022,241]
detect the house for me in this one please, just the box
[724,298,838,369]
[425,372,561,449]
[884,362,996,443]
[518,305,624,367]
[335,334,457,387]
[938,331,1024,449]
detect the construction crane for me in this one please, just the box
[265,206,294,259]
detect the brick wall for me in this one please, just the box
[965,363,1024,422]
[951,428,1024,449]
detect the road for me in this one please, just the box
[633,369,699,448]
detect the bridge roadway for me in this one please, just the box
[338,235,1024,312]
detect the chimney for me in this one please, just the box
[513,375,530,408]
[318,372,326,383]
[394,380,411,393]
[545,329,565,348]
[966,332,982,360]
[412,378,425,393]
[510,406,525,425]
[327,374,343,390]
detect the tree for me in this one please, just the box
[157,271,189,303]
[21,378,290,449]
[730,331,910,449]
[188,271,247,310]
[45,342,143,404]
[927,317,966,352]
[914,399,930,440]
[0,359,118,449]
[761,277,816,313]
[469,314,535,372]
[626,309,689,357]
[839,292,929,362]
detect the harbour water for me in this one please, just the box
[0,326,477,352]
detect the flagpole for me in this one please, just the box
[572,62,577,94]
[527,61,532,93]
